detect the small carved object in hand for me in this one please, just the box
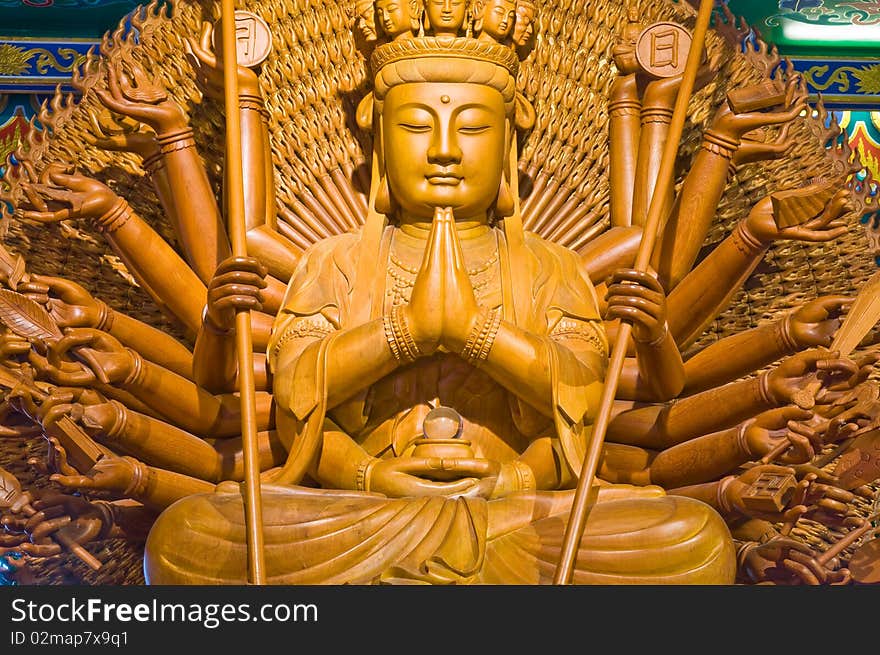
[740,470,798,514]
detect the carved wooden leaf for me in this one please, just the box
[832,268,880,356]
[832,427,880,490]
[0,288,62,342]
[0,465,23,509]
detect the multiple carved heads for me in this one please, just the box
[355,0,537,44]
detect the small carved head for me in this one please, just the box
[424,0,468,36]
[512,0,536,46]
[355,0,379,42]
[475,0,517,42]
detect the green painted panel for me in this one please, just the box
[727,0,880,56]
[0,1,144,39]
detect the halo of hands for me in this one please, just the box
[1,25,876,586]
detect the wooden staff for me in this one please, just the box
[220,0,266,584]
[553,0,716,584]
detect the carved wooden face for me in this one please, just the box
[382,82,507,221]
[512,4,534,45]
[481,0,516,39]
[376,0,413,38]
[426,0,467,35]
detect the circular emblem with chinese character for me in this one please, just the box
[635,22,692,79]
[212,10,273,69]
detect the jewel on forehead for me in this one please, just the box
[440,95,451,104]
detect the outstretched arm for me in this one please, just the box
[93,62,231,286]
[666,188,850,350]
[682,296,852,394]
[17,170,206,335]
[652,74,806,289]
[187,22,301,287]
[608,348,858,449]
[33,328,274,438]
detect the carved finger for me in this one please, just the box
[48,473,95,490]
[17,209,73,223]
[604,294,661,318]
[211,294,264,314]
[605,283,663,306]
[608,269,663,293]
[46,437,76,477]
[93,88,134,119]
[782,558,820,585]
[215,256,269,279]
[28,184,78,207]
[17,539,60,557]
[21,182,49,213]
[27,516,72,542]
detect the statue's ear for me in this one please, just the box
[357,92,375,130]
[472,0,485,32]
[495,119,515,218]
[409,0,424,32]
[514,92,536,131]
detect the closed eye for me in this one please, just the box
[458,125,491,134]
[398,123,432,132]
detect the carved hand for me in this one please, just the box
[641,55,719,108]
[787,295,853,349]
[744,189,850,246]
[402,208,448,355]
[711,74,806,141]
[765,348,860,408]
[603,268,668,344]
[186,21,263,100]
[0,328,30,363]
[205,256,268,333]
[796,473,859,526]
[50,453,141,496]
[441,207,482,353]
[743,406,819,465]
[724,464,807,523]
[740,535,850,585]
[17,169,119,224]
[26,274,105,330]
[35,328,135,387]
[0,491,109,557]
[734,123,795,166]
[368,456,498,499]
[85,107,158,160]
[94,63,187,135]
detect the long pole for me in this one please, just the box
[553,0,716,584]
[219,0,267,584]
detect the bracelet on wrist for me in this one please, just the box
[94,299,115,332]
[634,322,669,348]
[94,197,133,234]
[757,370,777,406]
[732,220,766,256]
[121,456,149,498]
[201,304,232,336]
[121,349,145,388]
[716,474,738,516]
[702,128,741,160]
[355,458,378,492]
[774,314,799,353]
[155,127,196,156]
[383,305,420,363]
[461,307,502,366]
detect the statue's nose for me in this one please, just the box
[427,130,462,164]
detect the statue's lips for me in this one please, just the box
[426,174,462,185]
